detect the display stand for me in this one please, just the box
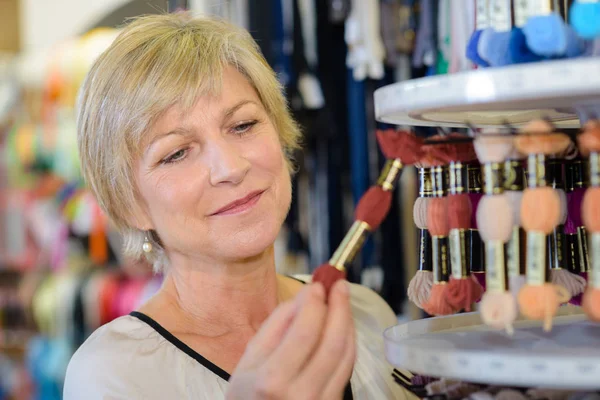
[375,58,600,390]
[374,58,600,128]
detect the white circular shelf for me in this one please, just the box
[384,307,600,390]
[374,58,600,128]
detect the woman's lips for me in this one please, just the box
[210,190,265,216]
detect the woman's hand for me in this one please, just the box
[226,280,356,400]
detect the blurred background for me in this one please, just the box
[0,0,445,398]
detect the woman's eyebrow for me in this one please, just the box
[145,127,193,153]
[222,99,258,121]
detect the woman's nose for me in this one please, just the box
[207,138,251,186]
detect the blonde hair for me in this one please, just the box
[77,13,301,272]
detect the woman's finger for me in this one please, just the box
[261,283,328,380]
[236,298,298,369]
[321,307,356,400]
[291,280,355,398]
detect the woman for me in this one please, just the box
[64,13,415,399]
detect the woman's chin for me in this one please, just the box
[216,223,280,261]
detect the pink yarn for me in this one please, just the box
[570,272,588,306]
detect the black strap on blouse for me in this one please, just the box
[130,311,353,400]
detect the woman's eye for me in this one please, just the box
[232,120,257,136]
[162,148,187,164]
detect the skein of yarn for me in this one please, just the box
[578,121,600,321]
[313,129,423,294]
[422,164,457,316]
[548,159,587,297]
[474,133,519,333]
[408,167,434,308]
[446,154,484,311]
[516,120,572,331]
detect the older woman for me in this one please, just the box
[64,13,415,400]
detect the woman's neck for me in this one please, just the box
[141,246,299,336]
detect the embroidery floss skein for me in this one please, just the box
[578,121,600,321]
[474,133,517,334]
[548,159,587,297]
[446,141,484,311]
[516,120,571,331]
[422,163,456,316]
[313,130,423,294]
[407,167,433,309]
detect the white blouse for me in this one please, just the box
[64,277,417,399]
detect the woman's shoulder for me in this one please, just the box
[63,315,217,400]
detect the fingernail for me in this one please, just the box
[337,280,349,295]
[312,282,325,299]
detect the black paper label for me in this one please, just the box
[547,159,565,190]
[467,164,482,193]
[566,159,585,192]
[433,236,450,283]
[419,168,433,197]
[565,233,582,274]
[579,226,590,273]
[548,225,566,270]
[418,229,433,272]
[483,162,504,195]
[469,229,485,273]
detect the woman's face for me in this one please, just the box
[135,66,292,264]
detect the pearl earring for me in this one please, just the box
[143,233,153,253]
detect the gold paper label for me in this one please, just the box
[526,232,547,285]
[506,226,520,278]
[329,221,370,268]
[468,164,482,193]
[486,241,507,292]
[449,162,467,195]
[431,166,447,197]
[591,233,600,289]
[377,159,403,192]
[590,153,600,188]
[419,168,433,197]
[483,162,504,195]
[449,229,468,279]
[504,160,524,191]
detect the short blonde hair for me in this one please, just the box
[77,13,301,272]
